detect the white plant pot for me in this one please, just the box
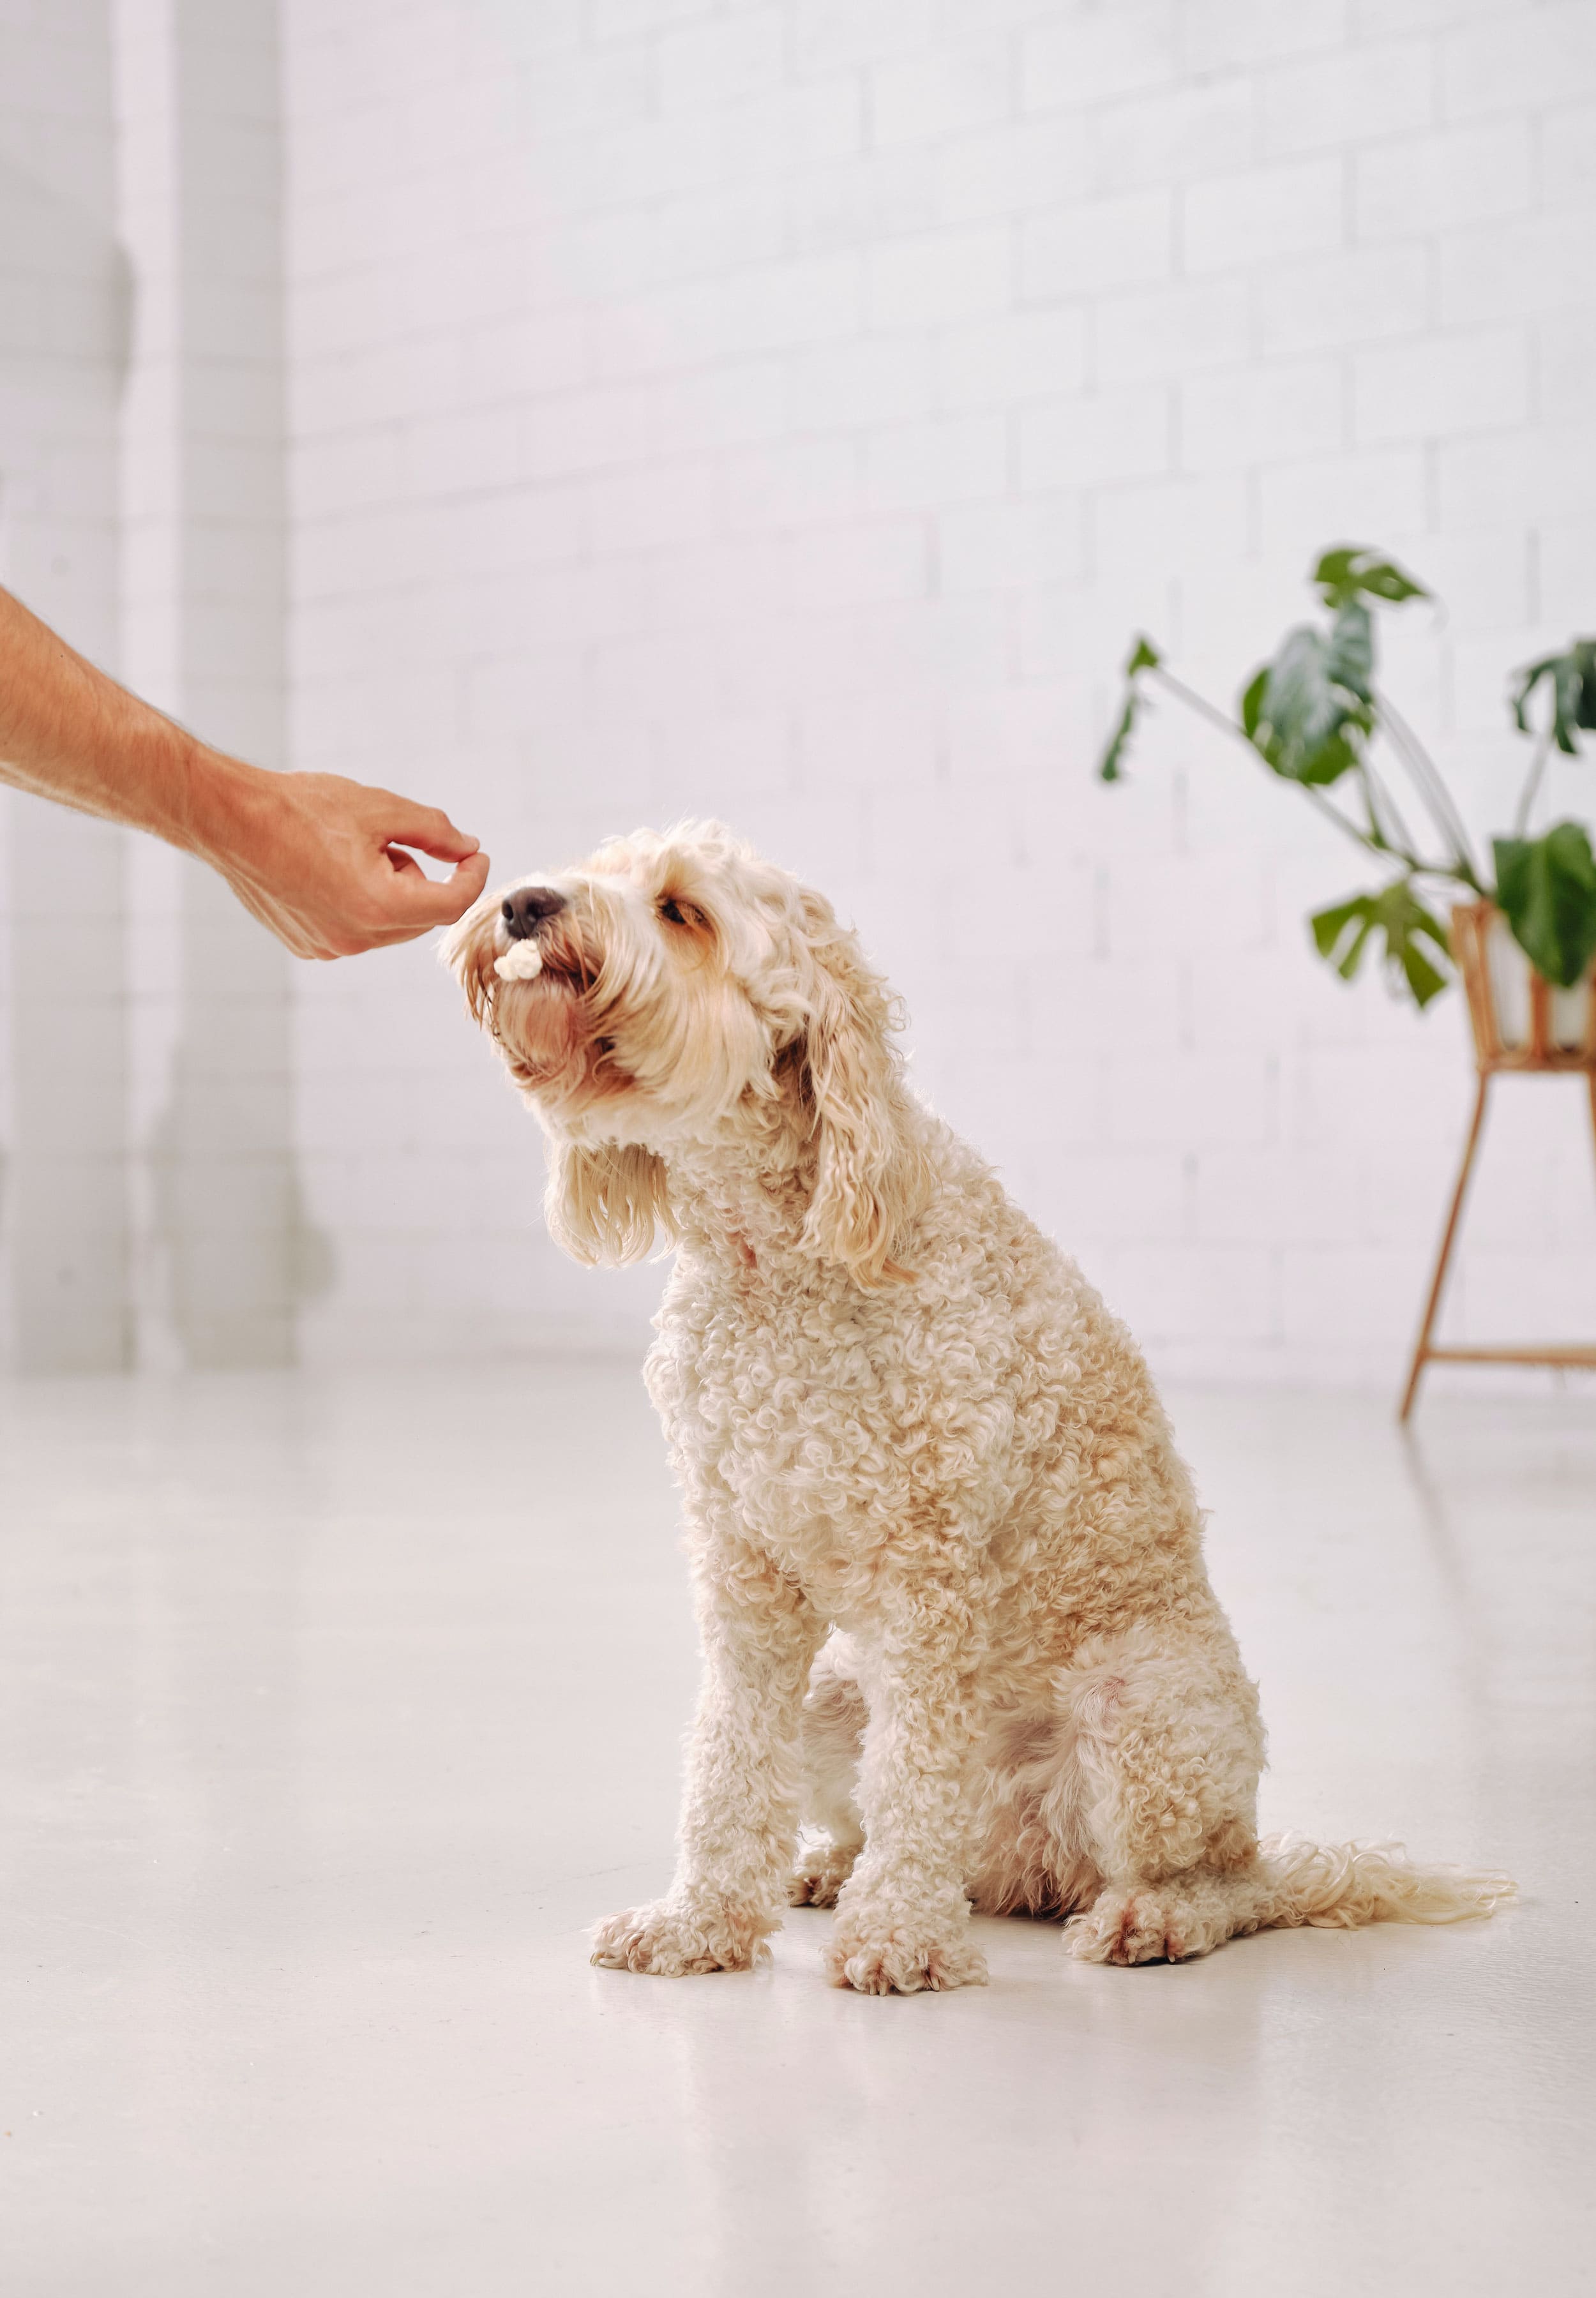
[1453,901,1596,1069]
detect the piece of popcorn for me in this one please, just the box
[493,940,545,982]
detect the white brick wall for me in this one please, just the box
[0,0,132,1373]
[257,0,1596,1386]
[115,0,306,1374]
[1,0,313,1374]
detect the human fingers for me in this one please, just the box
[357,788,481,862]
[368,848,492,931]
[242,848,490,954]
[283,858,490,956]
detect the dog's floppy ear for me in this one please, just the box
[796,905,931,1288]
[545,1137,674,1268]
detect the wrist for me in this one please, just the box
[175,744,280,871]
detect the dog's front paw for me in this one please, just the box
[1065,1886,1190,1966]
[787,1839,860,1909]
[591,1893,769,1977]
[822,1903,988,1995]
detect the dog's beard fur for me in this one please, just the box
[442,823,933,1284]
[448,885,635,1107]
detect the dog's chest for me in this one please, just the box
[645,1263,1027,1569]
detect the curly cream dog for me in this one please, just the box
[445,823,1510,1995]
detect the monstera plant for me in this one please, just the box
[1099,545,1596,1011]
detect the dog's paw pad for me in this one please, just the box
[590,1897,766,1978]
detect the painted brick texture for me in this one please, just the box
[284,0,1596,1385]
[0,0,131,1373]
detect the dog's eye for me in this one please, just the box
[659,896,705,929]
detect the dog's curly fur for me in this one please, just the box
[445,822,1512,1995]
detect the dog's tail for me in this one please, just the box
[1249,1833,1515,1931]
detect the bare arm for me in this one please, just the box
[0,583,490,959]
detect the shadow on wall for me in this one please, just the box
[3,797,132,1371]
[0,150,326,1374]
[0,144,136,1372]
[143,867,336,1371]
[2,811,335,1376]
[0,154,132,374]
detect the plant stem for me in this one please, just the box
[1375,691,1483,887]
[1513,728,1553,839]
[1357,756,1426,869]
[1150,666,1413,872]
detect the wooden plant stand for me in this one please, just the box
[1400,902,1596,1420]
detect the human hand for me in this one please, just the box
[0,585,490,955]
[193,762,492,959]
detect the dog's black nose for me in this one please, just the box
[502,885,566,940]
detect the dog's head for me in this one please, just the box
[442,822,929,1284]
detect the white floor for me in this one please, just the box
[0,1363,1591,2296]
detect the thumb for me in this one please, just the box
[378,848,492,927]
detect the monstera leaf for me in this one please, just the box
[1492,822,1596,987]
[1323,600,1374,700]
[1310,882,1453,1009]
[1241,621,1373,786]
[1510,641,1596,756]
[1097,635,1162,782]
[1312,546,1428,611]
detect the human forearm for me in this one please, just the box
[0,583,490,958]
[0,581,219,845]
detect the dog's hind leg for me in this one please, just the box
[788,1635,867,1909]
[1055,1628,1270,1965]
[1057,1630,1510,1964]
[1068,1842,1512,1966]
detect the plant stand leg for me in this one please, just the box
[1399,1073,1492,1423]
